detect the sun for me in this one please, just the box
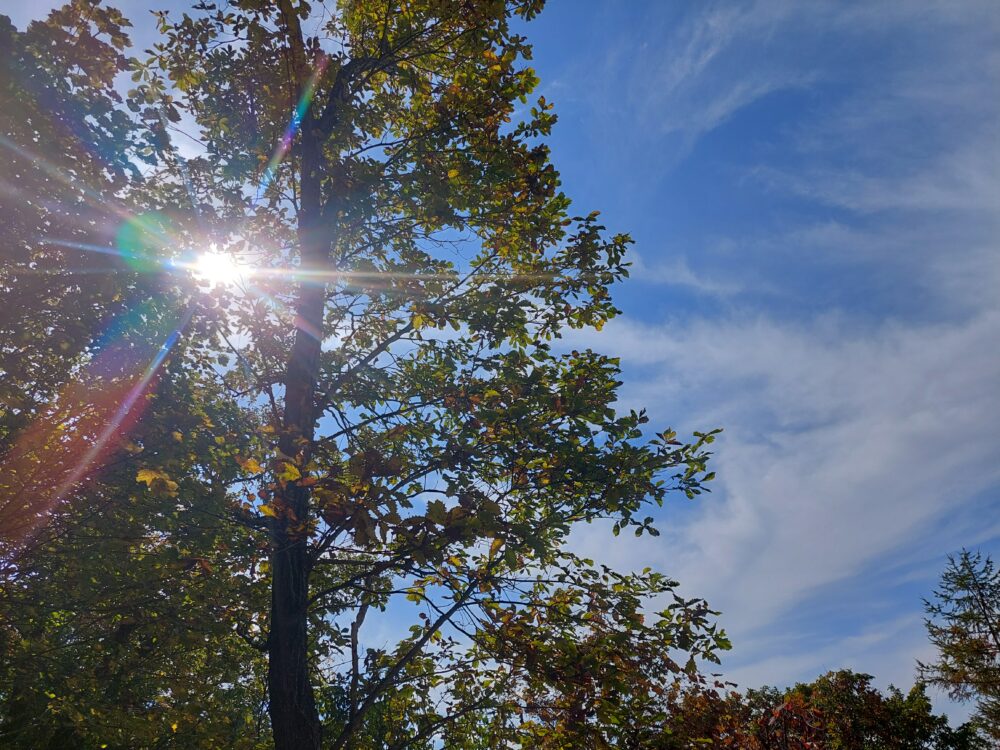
[191,248,249,288]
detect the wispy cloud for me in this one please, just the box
[556,0,1000,711]
[626,250,748,297]
[566,303,1000,700]
[584,1,812,167]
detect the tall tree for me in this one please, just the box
[0,5,273,747]
[3,1,726,747]
[920,550,1000,740]
[140,2,727,747]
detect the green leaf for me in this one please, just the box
[426,499,447,525]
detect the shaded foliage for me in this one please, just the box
[660,671,984,749]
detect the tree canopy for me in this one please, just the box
[660,670,985,749]
[1,2,726,748]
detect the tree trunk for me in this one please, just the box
[267,4,350,745]
[268,260,326,750]
[268,261,325,748]
[268,527,320,749]
[267,28,328,743]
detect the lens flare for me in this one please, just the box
[192,249,250,288]
[0,304,193,552]
[254,55,329,203]
[115,212,174,273]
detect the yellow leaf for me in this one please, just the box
[243,458,264,474]
[489,538,504,558]
[259,504,278,518]
[149,477,179,498]
[171,722,178,733]
[136,468,165,486]
[278,462,301,482]
[447,168,459,179]
[171,431,183,442]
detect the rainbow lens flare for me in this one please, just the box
[255,55,329,203]
[0,304,193,552]
[114,212,175,273]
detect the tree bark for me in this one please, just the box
[268,515,321,750]
[268,234,326,750]
[267,4,327,748]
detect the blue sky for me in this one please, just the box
[10,0,1000,717]
[526,0,1000,713]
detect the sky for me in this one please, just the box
[8,0,1000,719]
[523,0,1000,714]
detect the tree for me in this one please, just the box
[2,2,726,748]
[784,670,972,749]
[0,1,150,547]
[920,549,1000,740]
[0,361,272,748]
[1,5,270,746]
[659,671,985,749]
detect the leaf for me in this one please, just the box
[136,468,165,486]
[489,538,504,558]
[426,499,447,524]
[480,499,502,517]
[277,462,301,482]
[157,479,180,497]
[242,458,264,474]
[259,504,278,518]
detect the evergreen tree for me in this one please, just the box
[920,550,1000,740]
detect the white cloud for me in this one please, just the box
[722,613,928,690]
[585,1,812,166]
[557,0,1000,698]
[563,302,1000,720]
[569,0,1000,186]
[627,250,748,296]
[752,140,1000,218]
[624,3,806,145]
[570,306,1000,600]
